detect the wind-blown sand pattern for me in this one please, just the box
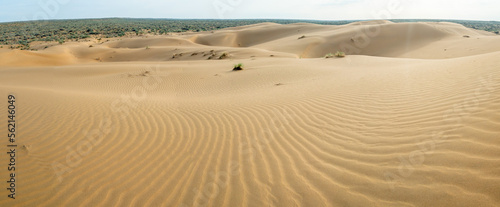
[0,21,499,206]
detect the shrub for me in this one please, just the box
[207,51,216,60]
[219,52,229,59]
[172,53,183,59]
[233,63,243,71]
[334,51,346,58]
[298,35,306,39]
[325,51,346,58]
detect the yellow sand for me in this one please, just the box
[0,21,499,207]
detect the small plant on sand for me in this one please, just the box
[325,51,346,58]
[172,53,183,59]
[219,52,229,59]
[89,45,94,48]
[334,51,346,58]
[233,63,244,71]
[146,46,150,49]
[139,70,151,76]
[207,52,217,60]
[298,35,306,39]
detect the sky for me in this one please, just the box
[0,0,499,23]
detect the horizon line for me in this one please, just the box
[1,17,500,24]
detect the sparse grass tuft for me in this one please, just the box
[298,35,306,39]
[139,71,150,76]
[172,53,183,59]
[334,51,346,58]
[325,51,346,58]
[219,52,229,59]
[233,63,244,71]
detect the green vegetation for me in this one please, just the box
[219,52,229,59]
[233,63,244,71]
[325,51,346,58]
[0,18,498,49]
[335,51,346,58]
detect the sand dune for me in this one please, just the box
[1,21,499,207]
[2,21,499,66]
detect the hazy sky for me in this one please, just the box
[1,0,499,23]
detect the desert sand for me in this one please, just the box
[0,21,499,206]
